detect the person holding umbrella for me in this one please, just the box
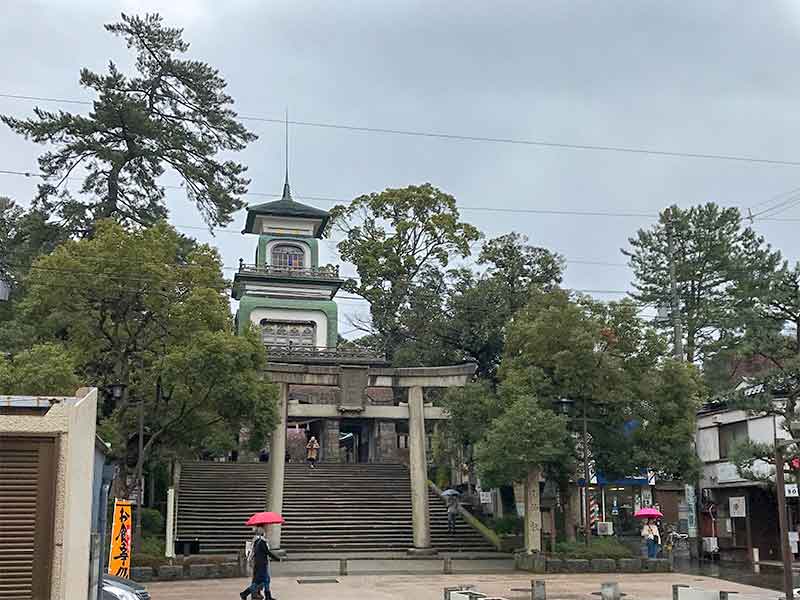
[442,489,461,534]
[240,512,284,600]
[635,507,663,559]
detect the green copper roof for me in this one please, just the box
[243,181,330,237]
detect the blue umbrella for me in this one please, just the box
[441,489,461,497]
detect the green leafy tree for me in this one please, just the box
[330,183,480,358]
[15,221,278,540]
[476,397,569,553]
[624,203,775,363]
[434,381,502,487]
[0,343,80,395]
[2,13,256,232]
[631,359,703,480]
[393,233,564,379]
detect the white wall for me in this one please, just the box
[696,427,719,462]
[61,388,98,600]
[256,216,321,237]
[249,308,328,347]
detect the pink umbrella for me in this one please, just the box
[634,507,663,519]
[245,512,284,526]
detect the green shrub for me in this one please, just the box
[491,515,523,535]
[140,508,164,536]
[553,537,632,560]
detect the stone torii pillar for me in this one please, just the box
[407,385,431,552]
[267,382,288,551]
[386,365,477,555]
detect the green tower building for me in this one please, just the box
[233,177,343,350]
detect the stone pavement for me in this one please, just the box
[148,573,778,600]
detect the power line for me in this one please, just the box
[6,92,800,167]
[2,167,800,224]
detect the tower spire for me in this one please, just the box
[282,107,291,200]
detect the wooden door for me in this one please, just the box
[0,436,57,600]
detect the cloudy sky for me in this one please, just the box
[3,1,800,335]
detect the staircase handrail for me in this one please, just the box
[428,480,502,551]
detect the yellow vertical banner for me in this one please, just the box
[108,499,133,578]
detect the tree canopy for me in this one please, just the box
[2,13,256,232]
[624,203,775,363]
[7,220,277,488]
[330,183,480,357]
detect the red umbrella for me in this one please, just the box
[634,507,663,519]
[245,512,284,526]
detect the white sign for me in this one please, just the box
[786,483,799,498]
[480,492,492,505]
[729,496,746,518]
[789,532,799,554]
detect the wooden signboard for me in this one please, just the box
[108,499,133,578]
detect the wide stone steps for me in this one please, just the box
[175,461,496,555]
[280,463,494,554]
[175,462,271,554]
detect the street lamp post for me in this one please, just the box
[775,443,793,600]
[555,398,592,547]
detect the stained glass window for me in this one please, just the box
[271,244,305,268]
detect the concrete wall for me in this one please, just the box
[0,388,98,600]
[62,388,98,600]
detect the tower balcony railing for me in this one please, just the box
[238,260,341,280]
[265,344,385,363]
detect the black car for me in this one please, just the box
[102,574,151,600]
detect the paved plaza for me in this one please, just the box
[148,573,778,600]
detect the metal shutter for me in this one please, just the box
[0,437,56,600]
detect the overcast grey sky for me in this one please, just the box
[2,0,800,334]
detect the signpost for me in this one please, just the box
[785,483,799,498]
[108,499,133,578]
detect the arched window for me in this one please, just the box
[259,319,316,347]
[271,244,305,268]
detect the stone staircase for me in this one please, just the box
[175,461,495,555]
[280,463,495,553]
[175,461,271,555]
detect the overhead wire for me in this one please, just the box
[2,167,800,224]
[6,92,800,167]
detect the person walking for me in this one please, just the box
[306,436,320,468]
[240,527,281,600]
[446,494,459,534]
[641,518,661,559]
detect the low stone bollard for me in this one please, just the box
[591,559,617,573]
[156,564,183,580]
[600,582,622,600]
[532,580,546,600]
[563,559,590,573]
[131,566,153,582]
[617,558,642,573]
[511,580,547,600]
[444,558,453,574]
[339,559,348,576]
[545,558,564,573]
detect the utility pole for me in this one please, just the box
[583,400,591,547]
[774,444,793,600]
[667,210,684,361]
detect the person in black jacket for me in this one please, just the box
[240,528,281,600]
